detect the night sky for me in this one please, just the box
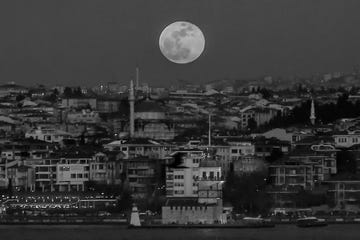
[1,0,360,87]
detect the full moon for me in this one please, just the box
[159,21,205,64]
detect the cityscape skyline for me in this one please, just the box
[2,0,360,237]
[1,0,360,87]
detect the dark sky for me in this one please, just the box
[1,0,360,87]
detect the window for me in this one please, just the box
[77,174,83,178]
[60,166,70,171]
[36,174,49,179]
[71,174,76,178]
[231,149,238,154]
[279,176,285,184]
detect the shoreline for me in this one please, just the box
[0,219,359,226]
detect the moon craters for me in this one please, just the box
[159,21,205,64]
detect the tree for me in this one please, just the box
[63,87,73,97]
[7,178,13,196]
[73,87,83,97]
[247,118,257,131]
[16,94,25,102]
[259,88,272,99]
[44,88,59,102]
[265,148,283,163]
[336,150,357,174]
[118,187,133,212]
[293,190,327,208]
[223,171,272,215]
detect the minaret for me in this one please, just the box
[135,67,139,90]
[129,80,135,138]
[208,113,211,147]
[310,98,316,125]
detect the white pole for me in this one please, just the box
[208,113,211,147]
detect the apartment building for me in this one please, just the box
[104,138,175,160]
[269,144,337,189]
[333,131,360,148]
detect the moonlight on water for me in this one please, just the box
[159,21,205,64]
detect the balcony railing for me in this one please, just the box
[195,176,225,181]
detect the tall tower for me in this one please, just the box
[135,67,139,90]
[208,113,211,147]
[310,98,316,125]
[129,80,135,138]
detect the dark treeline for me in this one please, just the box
[63,87,83,98]
[263,94,360,129]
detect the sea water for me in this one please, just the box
[0,224,359,240]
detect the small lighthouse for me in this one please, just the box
[310,98,316,125]
[129,204,141,227]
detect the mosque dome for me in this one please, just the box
[135,100,164,113]
[134,99,166,120]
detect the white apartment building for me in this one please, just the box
[25,127,73,143]
[333,131,360,148]
[197,160,223,204]
[210,145,231,175]
[166,149,204,198]
[228,141,255,161]
[104,139,175,159]
[27,157,91,192]
[66,109,101,124]
[162,150,225,224]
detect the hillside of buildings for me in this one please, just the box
[1,80,360,222]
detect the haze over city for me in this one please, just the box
[1,0,360,86]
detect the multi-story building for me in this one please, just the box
[104,138,175,160]
[323,179,360,207]
[197,160,223,204]
[333,131,360,148]
[209,142,231,175]
[254,137,291,157]
[25,127,73,143]
[123,156,165,199]
[61,97,97,110]
[228,140,255,161]
[162,149,225,224]
[233,155,267,175]
[239,107,279,129]
[7,164,35,191]
[96,97,122,113]
[269,144,337,189]
[0,140,56,188]
[165,149,204,198]
[66,109,101,124]
[25,154,92,192]
[89,152,108,184]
